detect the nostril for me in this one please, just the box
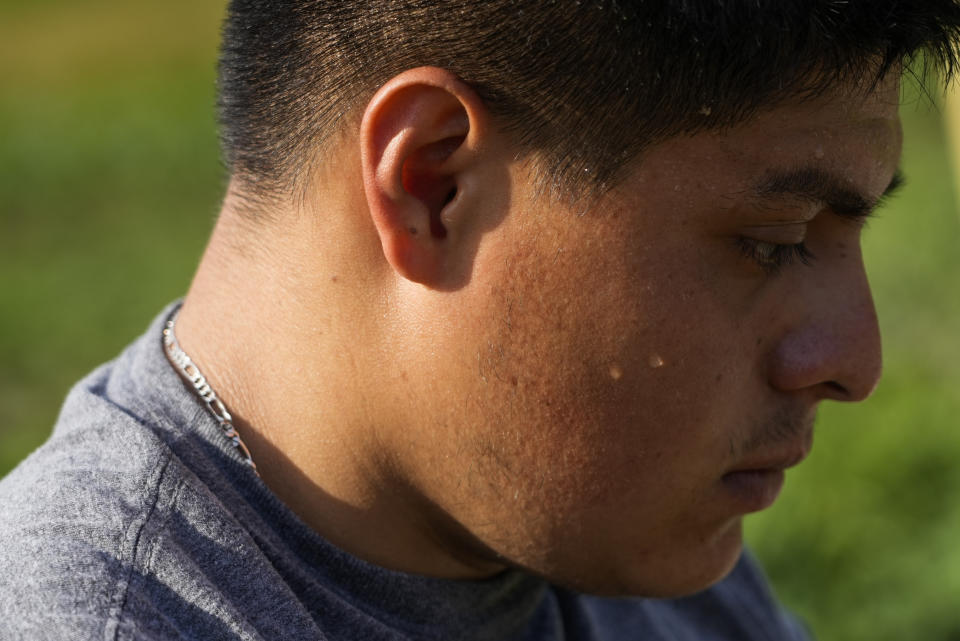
[824,380,850,399]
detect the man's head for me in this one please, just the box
[218,0,960,203]
[177,1,960,599]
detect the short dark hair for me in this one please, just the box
[218,1,960,203]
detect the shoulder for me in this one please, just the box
[557,551,810,641]
[0,362,183,640]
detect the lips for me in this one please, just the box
[729,447,810,475]
[721,446,810,513]
[721,468,786,512]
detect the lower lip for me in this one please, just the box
[721,469,785,513]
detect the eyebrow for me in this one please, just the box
[752,167,905,220]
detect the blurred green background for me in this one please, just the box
[1,2,958,639]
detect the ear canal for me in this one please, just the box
[430,188,456,239]
[401,134,465,240]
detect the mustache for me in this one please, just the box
[734,406,817,459]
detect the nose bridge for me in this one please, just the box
[772,254,883,402]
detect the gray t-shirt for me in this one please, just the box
[0,304,810,640]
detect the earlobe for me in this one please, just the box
[360,67,488,287]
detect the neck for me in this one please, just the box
[172,189,504,580]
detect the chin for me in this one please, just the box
[565,519,746,598]
[638,546,744,599]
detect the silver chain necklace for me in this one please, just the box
[163,310,259,476]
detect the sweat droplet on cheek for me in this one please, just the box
[610,355,664,380]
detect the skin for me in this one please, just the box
[174,67,901,597]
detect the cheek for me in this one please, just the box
[432,221,761,592]
[465,228,737,507]
[460,294,746,592]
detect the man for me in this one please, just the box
[2,1,958,639]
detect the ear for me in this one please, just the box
[360,66,489,287]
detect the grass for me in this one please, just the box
[2,2,959,638]
[0,0,226,470]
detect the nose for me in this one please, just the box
[768,254,883,403]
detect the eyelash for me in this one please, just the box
[735,237,816,275]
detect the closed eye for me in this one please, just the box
[736,238,816,276]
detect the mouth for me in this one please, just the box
[721,468,786,513]
[720,447,810,513]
